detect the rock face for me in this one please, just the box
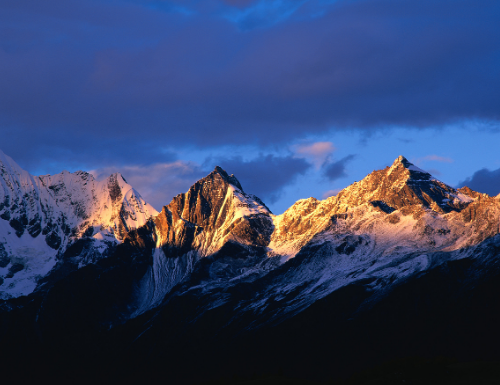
[161,166,272,254]
[1,153,500,383]
[1,152,499,305]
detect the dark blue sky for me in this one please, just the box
[1,0,500,213]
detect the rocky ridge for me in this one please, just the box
[156,166,272,255]
[270,155,497,256]
[116,155,500,330]
[2,152,500,307]
[2,152,500,383]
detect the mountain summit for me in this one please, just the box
[2,152,500,383]
[333,155,471,214]
[0,153,497,300]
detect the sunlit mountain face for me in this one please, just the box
[2,1,500,383]
[2,150,500,383]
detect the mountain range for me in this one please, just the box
[1,150,500,384]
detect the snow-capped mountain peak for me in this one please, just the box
[0,150,157,299]
[269,155,495,258]
[331,155,471,214]
[2,152,500,330]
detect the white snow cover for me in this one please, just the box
[0,149,158,299]
[196,183,271,255]
[0,219,58,298]
[37,170,157,239]
[236,201,500,323]
[228,185,270,220]
[451,191,474,204]
[2,151,498,327]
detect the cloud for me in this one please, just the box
[293,141,335,168]
[212,154,311,204]
[90,161,206,211]
[424,155,453,163]
[323,155,355,181]
[222,0,257,8]
[457,168,500,197]
[223,0,309,29]
[414,155,454,165]
[0,0,499,176]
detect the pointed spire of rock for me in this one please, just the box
[163,166,272,254]
[212,166,243,191]
[168,166,257,229]
[329,155,470,214]
[393,155,412,168]
[389,155,430,176]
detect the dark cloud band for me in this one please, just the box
[458,168,500,197]
[213,155,311,204]
[0,0,499,174]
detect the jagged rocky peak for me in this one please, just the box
[167,166,269,228]
[333,155,473,214]
[271,155,500,259]
[160,166,273,254]
[388,155,431,179]
[167,166,241,227]
[213,166,243,191]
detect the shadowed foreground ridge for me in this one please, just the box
[1,152,500,383]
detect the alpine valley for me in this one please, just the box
[1,149,500,384]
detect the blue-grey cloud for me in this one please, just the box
[0,0,499,173]
[223,0,309,30]
[323,155,355,181]
[211,155,311,204]
[458,168,500,197]
[222,0,256,7]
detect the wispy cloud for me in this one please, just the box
[426,168,442,176]
[412,155,453,174]
[293,141,335,169]
[322,154,356,181]
[90,161,206,211]
[223,0,309,29]
[415,155,454,164]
